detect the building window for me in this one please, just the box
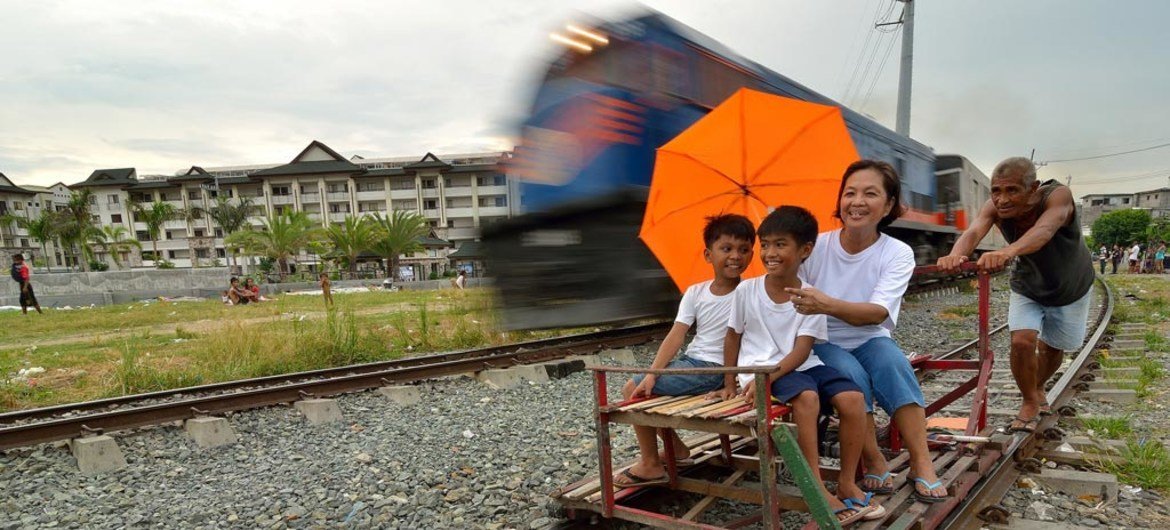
[111,214,123,224]
[108,195,120,204]
[188,191,201,200]
[20,239,28,247]
[91,214,100,223]
[137,231,151,242]
[447,220,455,228]
[194,229,205,237]
[424,200,437,210]
[215,228,224,238]
[13,202,22,211]
[477,174,506,187]
[88,195,97,205]
[422,179,436,189]
[358,182,384,192]
[168,250,177,259]
[272,186,290,196]
[160,193,172,201]
[216,248,226,258]
[195,248,209,259]
[327,183,348,193]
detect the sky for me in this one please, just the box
[1,0,1167,200]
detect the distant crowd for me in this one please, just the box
[1094,242,1168,275]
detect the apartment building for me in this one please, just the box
[0,172,40,261]
[1080,192,1135,231]
[64,141,516,275]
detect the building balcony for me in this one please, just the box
[476,184,509,195]
[163,219,188,229]
[306,213,322,222]
[189,237,215,249]
[390,189,417,200]
[300,192,320,202]
[478,206,510,217]
[326,192,350,202]
[155,239,189,250]
[445,207,475,219]
[329,212,350,223]
[105,203,124,213]
[421,188,440,199]
[355,190,385,201]
[422,209,440,218]
[271,195,295,205]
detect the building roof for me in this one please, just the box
[248,140,365,178]
[447,241,483,259]
[170,166,215,183]
[446,163,501,174]
[403,152,452,171]
[72,168,138,188]
[417,234,452,247]
[217,176,258,185]
[1135,187,1170,194]
[358,168,408,178]
[0,172,35,195]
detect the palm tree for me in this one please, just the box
[131,200,183,267]
[194,196,254,269]
[226,211,322,281]
[324,215,379,278]
[88,225,143,269]
[59,189,97,271]
[0,210,58,272]
[369,210,428,281]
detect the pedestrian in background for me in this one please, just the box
[1097,245,1107,275]
[1111,244,1122,274]
[10,254,42,315]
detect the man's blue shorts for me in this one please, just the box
[632,355,724,395]
[770,365,862,412]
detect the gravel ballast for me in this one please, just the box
[4,278,1158,529]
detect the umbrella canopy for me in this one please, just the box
[640,88,859,291]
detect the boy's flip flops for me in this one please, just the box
[841,492,887,520]
[612,469,669,489]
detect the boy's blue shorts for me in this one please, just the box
[770,365,862,412]
[632,355,724,396]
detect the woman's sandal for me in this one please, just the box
[910,477,949,503]
[861,471,895,495]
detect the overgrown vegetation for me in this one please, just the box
[1096,439,1170,492]
[0,288,589,411]
[1081,415,1133,439]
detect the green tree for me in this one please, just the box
[226,211,322,281]
[1091,208,1151,248]
[59,189,97,271]
[324,215,379,278]
[368,211,428,281]
[0,210,59,272]
[194,196,255,269]
[88,225,143,269]
[131,200,183,268]
[1145,217,1170,245]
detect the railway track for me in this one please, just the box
[0,322,670,451]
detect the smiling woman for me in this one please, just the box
[790,159,951,503]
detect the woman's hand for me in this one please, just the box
[740,379,757,406]
[786,286,833,315]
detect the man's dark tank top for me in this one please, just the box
[998,180,1094,306]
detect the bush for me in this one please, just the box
[443,270,457,278]
[88,261,110,272]
[428,271,440,280]
[157,260,176,269]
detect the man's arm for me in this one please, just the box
[976,186,1074,272]
[938,199,997,271]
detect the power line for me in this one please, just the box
[1041,141,1170,164]
[1072,168,1170,185]
[1042,135,1170,159]
[839,1,888,103]
[858,20,901,111]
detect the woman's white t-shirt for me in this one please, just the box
[675,280,734,365]
[799,229,915,350]
[727,278,827,389]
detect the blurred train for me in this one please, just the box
[483,12,1002,330]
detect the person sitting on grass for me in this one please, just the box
[226,276,257,305]
[723,206,882,526]
[611,213,755,488]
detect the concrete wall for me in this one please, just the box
[1,268,491,308]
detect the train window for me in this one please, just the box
[693,48,759,108]
[651,45,690,99]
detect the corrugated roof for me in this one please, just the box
[447,241,483,259]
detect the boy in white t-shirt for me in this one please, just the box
[612,214,755,488]
[723,206,881,525]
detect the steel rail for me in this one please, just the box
[0,323,669,451]
[939,277,1114,530]
[0,322,668,426]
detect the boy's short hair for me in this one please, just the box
[757,206,818,246]
[703,214,755,247]
[230,276,239,284]
[11,253,23,261]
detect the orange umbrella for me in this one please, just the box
[640,88,859,291]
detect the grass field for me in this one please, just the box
[0,288,584,411]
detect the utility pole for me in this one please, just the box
[895,0,914,136]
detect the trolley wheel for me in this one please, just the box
[1042,427,1065,442]
[978,504,1012,524]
